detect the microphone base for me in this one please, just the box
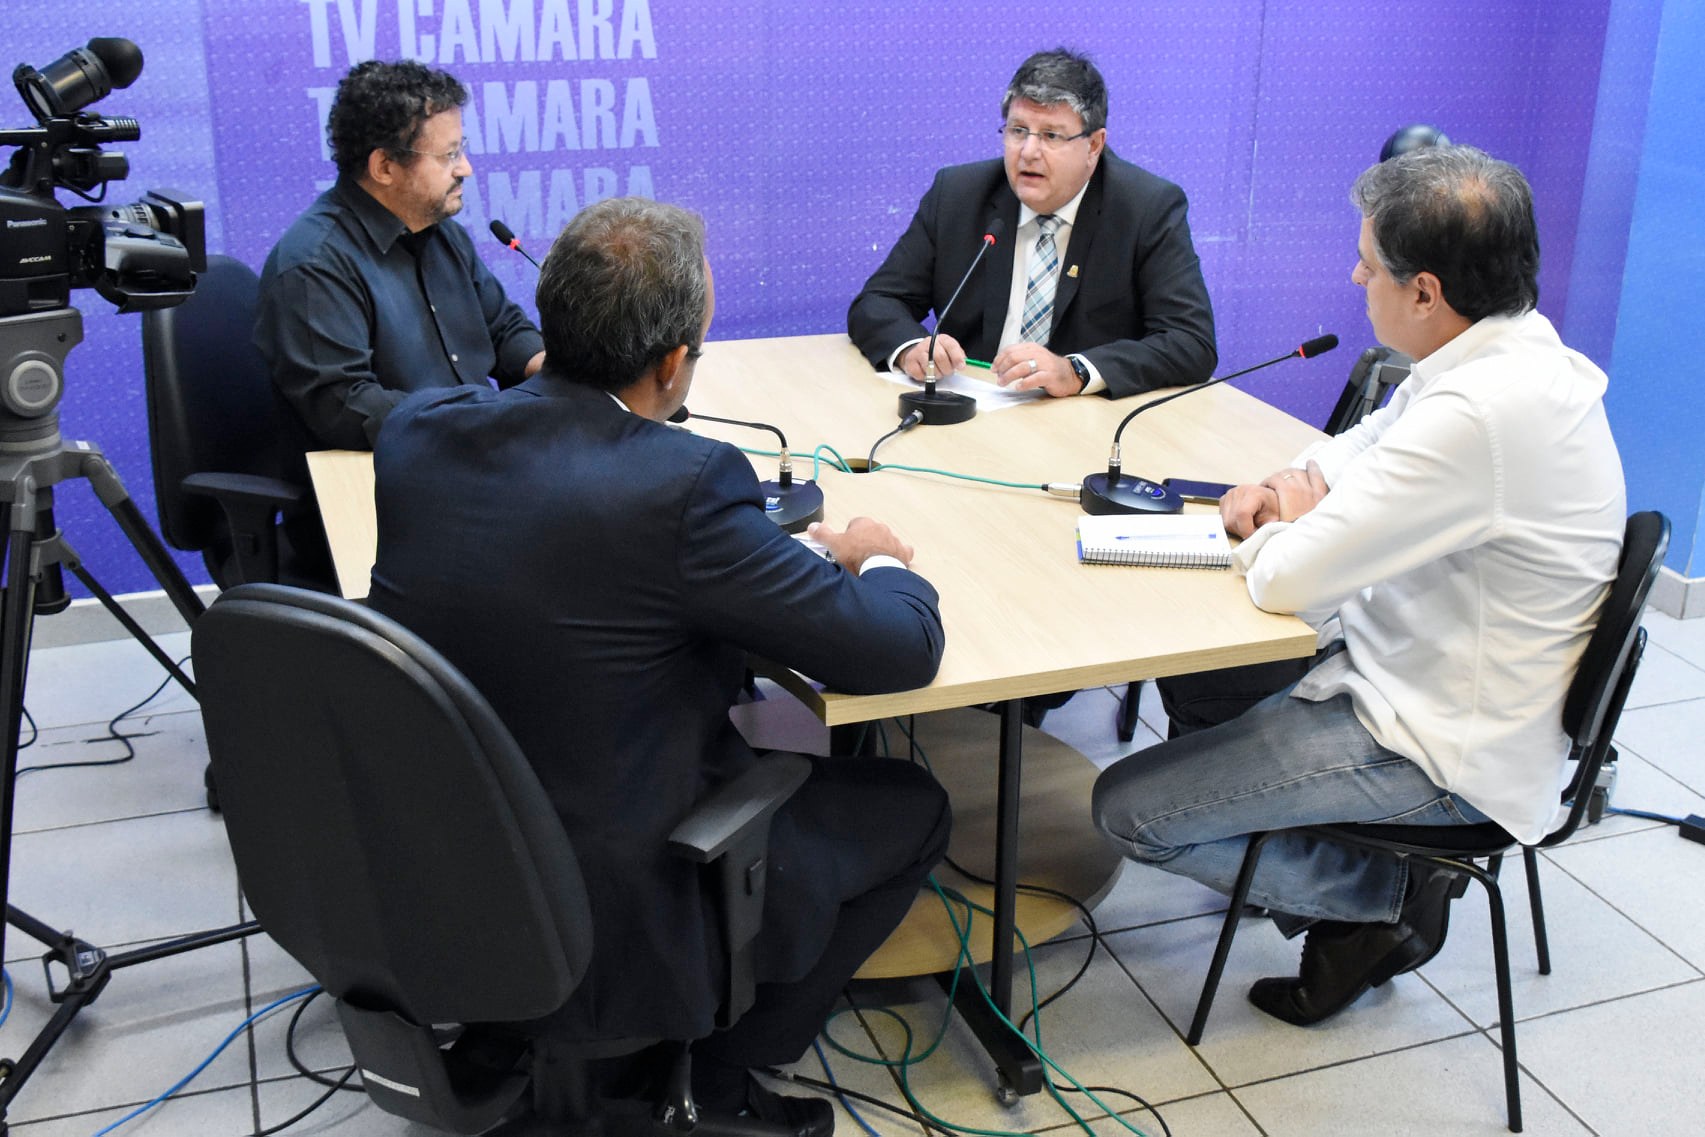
[899,388,977,426]
[1081,472,1184,516]
[759,480,825,534]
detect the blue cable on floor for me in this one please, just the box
[92,985,321,1137]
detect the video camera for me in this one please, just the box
[0,37,205,319]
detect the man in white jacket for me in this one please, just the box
[1093,145,1626,1027]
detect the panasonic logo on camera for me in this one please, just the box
[6,218,49,229]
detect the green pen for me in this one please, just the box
[962,357,993,370]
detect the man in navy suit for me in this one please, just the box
[848,48,1217,399]
[367,198,950,1134]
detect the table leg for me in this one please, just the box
[936,698,1044,1099]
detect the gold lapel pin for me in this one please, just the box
[1067,264,1079,278]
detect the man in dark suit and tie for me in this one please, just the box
[367,198,951,1135]
[848,48,1217,399]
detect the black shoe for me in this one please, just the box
[1387,862,1470,978]
[1248,919,1429,1026]
[743,1077,835,1137]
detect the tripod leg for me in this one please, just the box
[77,454,205,628]
[1,521,42,972]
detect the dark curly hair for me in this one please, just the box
[327,60,467,179]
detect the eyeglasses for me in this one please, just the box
[999,124,1091,151]
[402,142,467,168]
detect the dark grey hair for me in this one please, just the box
[1001,49,1107,135]
[1350,145,1539,322]
[535,198,708,393]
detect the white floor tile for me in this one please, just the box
[0,941,249,1123]
[1517,979,1705,1137]
[1415,849,1696,1026]
[11,709,211,833]
[1611,697,1705,796]
[1545,825,1705,972]
[18,633,196,732]
[1101,914,1476,1087]
[1624,640,1705,709]
[1233,1031,1591,1136]
[1641,610,1705,671]
[9,1083,259,1136]
[5,810,242,966]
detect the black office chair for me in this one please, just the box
[193,583,809,1135]
[1184,511,1670,1133]
[1322,346,1410,438]
[141,254,334,591]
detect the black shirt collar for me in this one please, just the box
[331,175,423,255]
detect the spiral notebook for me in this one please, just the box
[1076,513,1233,569]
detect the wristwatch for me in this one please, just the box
[1067,355,1091,392]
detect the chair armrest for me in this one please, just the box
[182,472,309,511]
[666,752,811,1030]
[182,473,310,585]
[667,753,810,864]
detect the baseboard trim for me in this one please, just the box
[27,586,222,650]
[1651,565,1704,620]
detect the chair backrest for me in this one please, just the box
[1547,510,1671,843]
[193,583,593,1026]
[1324,346,1410,436]
[141,254,291,554]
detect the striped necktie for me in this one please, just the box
[1019,215,1062,343]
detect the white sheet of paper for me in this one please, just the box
[881,367,1046,412]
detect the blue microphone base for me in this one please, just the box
[761,481,825,533]
[1081,472,1184,515]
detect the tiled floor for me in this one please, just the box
[3,613,1702,1136]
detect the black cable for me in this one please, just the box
[940,853,1100,1030]
[283,989,362,1091]
[247,1066,359,1137]
[15,654,189,776]
[1049,1082,1172,1137]
[867,410,923,469]
[18,704,36,749]
[768,1068,957,1136]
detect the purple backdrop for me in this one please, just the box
[9,0,1612,596]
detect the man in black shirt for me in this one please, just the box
[256,60,544,453]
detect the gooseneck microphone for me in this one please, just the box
[1080,334,1340,515]
[672,408,825,532]
[899,217,1007,427]
[489,219,541,268]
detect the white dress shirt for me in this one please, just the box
[1231,311,1626,842]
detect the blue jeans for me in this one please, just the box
[1091,685,1488,934]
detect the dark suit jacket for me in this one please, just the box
[847,151,1217,398]
[366,375,945,1041]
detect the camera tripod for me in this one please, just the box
[0,308,260,1126]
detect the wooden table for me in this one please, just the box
[308,333,1324,1097]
